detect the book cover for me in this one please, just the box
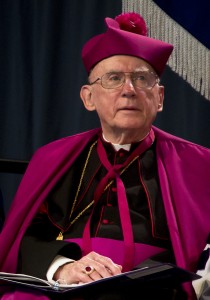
[0,263,201,296]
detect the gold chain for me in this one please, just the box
[69,140,97,221]
[56,141,139,240]
[56,141,97,240]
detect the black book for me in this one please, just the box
[0,263,201,298]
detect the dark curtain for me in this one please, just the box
[0,0,122,214]
[154,67,210,146]
[0,0,210,216]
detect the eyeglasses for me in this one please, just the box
[89,71,159,89]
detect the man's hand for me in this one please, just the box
[53,251,122,284]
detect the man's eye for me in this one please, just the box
[108,74,121,81]
[134,74,146,81]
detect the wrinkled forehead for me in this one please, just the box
[89,55,156,78]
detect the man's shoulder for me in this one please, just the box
[36,128,100,154]
[153,126,210,151]
[25,128,101,169]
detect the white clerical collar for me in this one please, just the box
[102,131,150,152]
[102,134,131,151]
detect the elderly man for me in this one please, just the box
[0,12,210,300]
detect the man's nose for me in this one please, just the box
[123,76,136,90]
[121,78,136,97]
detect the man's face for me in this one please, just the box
[80,55,164,143]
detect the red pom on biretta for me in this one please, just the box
[115,12,147,36]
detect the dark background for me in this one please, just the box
[0,0,210,217]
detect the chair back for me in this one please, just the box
[0,159,29,230]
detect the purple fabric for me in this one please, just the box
[82,129,155,271]
[0,129,98,272]
[1,126,210,299]
[82,16,173,76]
[65,237,166,267]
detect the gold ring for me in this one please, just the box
[83,265,95,275]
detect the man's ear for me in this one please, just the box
[157,85,164,112]
[80,85,96,111]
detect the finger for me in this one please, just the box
[88,252,122,275]
[84,257,121,277]
[58,261,94,284]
